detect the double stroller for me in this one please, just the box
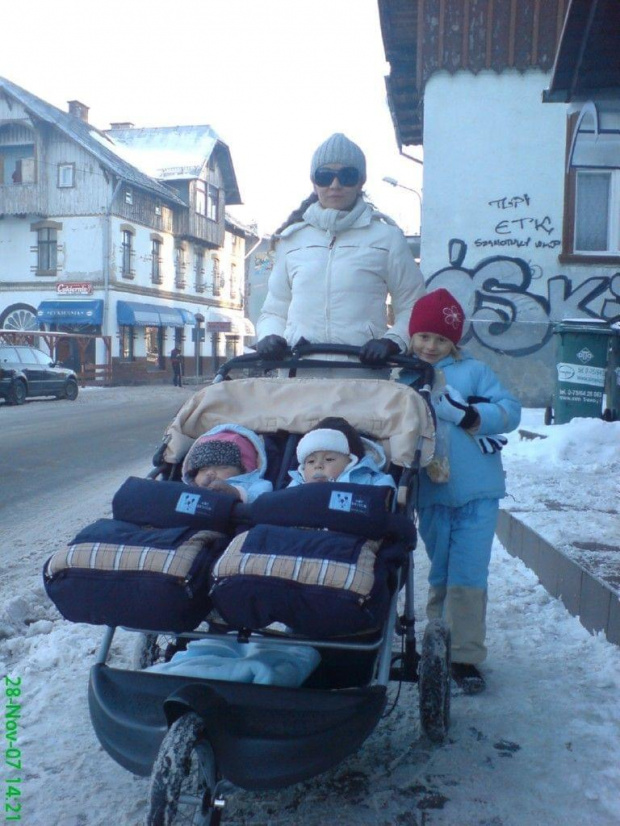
[44,345,451,826]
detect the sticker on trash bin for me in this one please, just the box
[576,347,595,364]
[556,362,605,387]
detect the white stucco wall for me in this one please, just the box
[420,69,620,407]
[422,69,567,274]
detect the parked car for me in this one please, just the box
[0,345,79,405]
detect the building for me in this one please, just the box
[0,77,255,383]
[378,0,620,405]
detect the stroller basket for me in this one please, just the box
[89,662,386,789]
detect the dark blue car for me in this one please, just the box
[0,344,78,405]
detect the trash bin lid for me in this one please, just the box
[554,318,614,335]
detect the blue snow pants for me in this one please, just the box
[418,498,499,589]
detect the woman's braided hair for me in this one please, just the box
[271,193,319,246]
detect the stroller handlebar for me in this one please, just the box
[214,342,435,391]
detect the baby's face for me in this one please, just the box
[302,450,350,483]
[194,465,241,487]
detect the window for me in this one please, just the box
[562,107,620,260]
[195,249,205,292]
[119,326,134,361]
[57,163,75,188]
[574,171,616,253]
[151,238,163,284]
[212,256,221,296]
[145,326,164,369]
[121,229,133,278]
[125,189,133,205]
[175,245,187,288]
[195,181,206,216]
[37,227,58,273]
[230,262,238,299]
[0,124,36,186]
[207,185,219,222]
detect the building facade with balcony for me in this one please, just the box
[0,77,255,383]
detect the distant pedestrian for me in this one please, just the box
[170,346,183,387]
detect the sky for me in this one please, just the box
[1,0,424,235]
[2,395,620,825]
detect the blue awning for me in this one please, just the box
[116,301,186,328]
[180,309,197,324]
[37,299,103,324]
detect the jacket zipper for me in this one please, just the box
[326,235,336,339]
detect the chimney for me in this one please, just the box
[68,100,89,122]
[109,122,134,130]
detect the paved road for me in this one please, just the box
[1,384,197,509]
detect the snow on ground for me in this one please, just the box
[1,392,619,826]
[502,409,620,586]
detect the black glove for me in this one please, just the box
[359,338,400,366]
[256,334,288,360]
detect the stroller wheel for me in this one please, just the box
[418,619,451,743]
[146,712,221,826]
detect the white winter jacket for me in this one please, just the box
[257,203,425,351]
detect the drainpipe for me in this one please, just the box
[103,178,123,337]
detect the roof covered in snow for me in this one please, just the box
[105,124,242,205]
[0,76,185,206]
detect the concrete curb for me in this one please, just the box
[496,510,620,646]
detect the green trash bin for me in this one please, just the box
[548,319,620,425]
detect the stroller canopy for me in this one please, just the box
[162,377,435,469]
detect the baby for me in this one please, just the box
[181,424,272,503]
[288,417,396,489]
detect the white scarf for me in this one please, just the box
[302,197,370,236]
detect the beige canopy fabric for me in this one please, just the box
[163,377,435,469]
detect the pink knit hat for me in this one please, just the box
[186,431,258,477]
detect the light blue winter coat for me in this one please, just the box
[398,351,521,508]
[287,436,397,489]
[181,423,273,503]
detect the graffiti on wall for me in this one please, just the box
[474,192,561,251]
[427,238,620,357]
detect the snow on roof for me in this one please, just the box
[104,125,219,180]
[0,76,186,206]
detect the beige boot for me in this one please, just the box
[426,585,447,620]
[444,586,488,665]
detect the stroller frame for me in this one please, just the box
[87,346,451,826]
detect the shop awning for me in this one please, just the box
[116,301,187,328]
[37,299,104,324]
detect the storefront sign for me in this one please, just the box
[207,321,232,332]
[56,282,93,296]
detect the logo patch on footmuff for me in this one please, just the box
[176,492,202,515]
[329,490,353,512]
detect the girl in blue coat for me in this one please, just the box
[399,289,521,694]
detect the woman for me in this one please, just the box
[256,133,425,366]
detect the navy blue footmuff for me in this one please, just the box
[210,484,413,638]
[43,478,234,632]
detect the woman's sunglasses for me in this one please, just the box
[313,166,361,187]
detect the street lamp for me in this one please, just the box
[382,176,422,209]
[382,176,422,234]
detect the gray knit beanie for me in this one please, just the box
[185,441,243,477]
[310,134,366,182]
